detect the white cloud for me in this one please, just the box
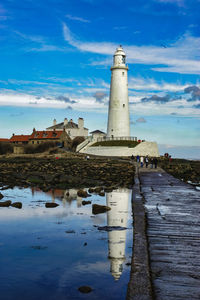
[66,14,90,23]
[63,23,200,75]
[0,91,107,112]
[129,77,190,92]
[14,31,69,52]
[155,0,185,6]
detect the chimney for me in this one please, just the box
[12,133,15,136]
[78,117,84,129]
[64,118,68,125]
[53,118,57,126]
[33,128,36,132]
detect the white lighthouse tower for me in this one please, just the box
[107,46,130,138]
[106,189,129,280]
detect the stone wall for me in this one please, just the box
[13,146,25,154]
[80,141,159,157]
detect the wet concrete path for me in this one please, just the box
[138,166,200,300]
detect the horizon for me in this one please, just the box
[0,0,199,159]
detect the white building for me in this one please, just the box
[76,46,160,157]
[107,46,130,138]
[90,130,106,141]
[46,117,88,139]
[106,189,129,280]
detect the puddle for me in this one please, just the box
[0,186,133,300]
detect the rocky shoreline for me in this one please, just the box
[0,154,135,192]
[159,158,200,186]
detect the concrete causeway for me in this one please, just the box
[138,165,200,300]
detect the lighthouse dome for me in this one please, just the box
[113,45,126,66]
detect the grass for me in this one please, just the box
[91,140,139,147]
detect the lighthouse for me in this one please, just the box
[106,189,129,280]
[107,46,130,138]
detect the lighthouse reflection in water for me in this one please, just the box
[106,189,129,281]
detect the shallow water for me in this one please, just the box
[0,186,133,300]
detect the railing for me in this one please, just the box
[76,135,138,152]
[76,136,93,152]
[96,136,137,142]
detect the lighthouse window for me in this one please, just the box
[123,104,125,107]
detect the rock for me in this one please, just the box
[97,225,127,231]
[94,187,103,193]
[11,202,22,209]
[65,230,75,234]
[82,200,91,206]
[104,187,113,193]
[0,200,11,207]
[88,188,94,193]
[31,246,47,250]
[77,190,89,198]
[45,202,59,208]
[99,191,105,197]
[0,192,4,200]
[78,286,92,293]
[92,204,111,215]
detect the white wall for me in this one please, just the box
[107,67,130,138]
[80,142,160,157]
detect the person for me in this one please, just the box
[153,157,158,168]
[131,154,134,161]
[140,156,144,168]
[145,156,148,168]
[150,158,153,169]
[136,155,140,163]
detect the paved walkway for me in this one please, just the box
[138,166,200,300]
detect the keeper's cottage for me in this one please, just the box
[46,117,88,139]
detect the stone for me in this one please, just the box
[88,188,94,193]
[94,187,103,193]
[45,202,59,208]
[92,204,111,215]
[98,226,127,231]
[82,200,91,206]
[0,200,11,207]
[77,190,89,198]
[78,286,92,293]
[65,230,75,234]
[104,187,113,192]
[11,202,22,209]
[98,191,105,197]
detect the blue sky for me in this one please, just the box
[0,0,200,158]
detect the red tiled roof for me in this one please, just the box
[10,135,31,142]
[29,130,63,140]
[0,138,9,142]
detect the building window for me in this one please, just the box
[122,72,124,76]
[32,141,34,144]
[123,104,125,107]
[37,141,39,144]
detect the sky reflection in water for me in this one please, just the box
[0,186,133,300]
